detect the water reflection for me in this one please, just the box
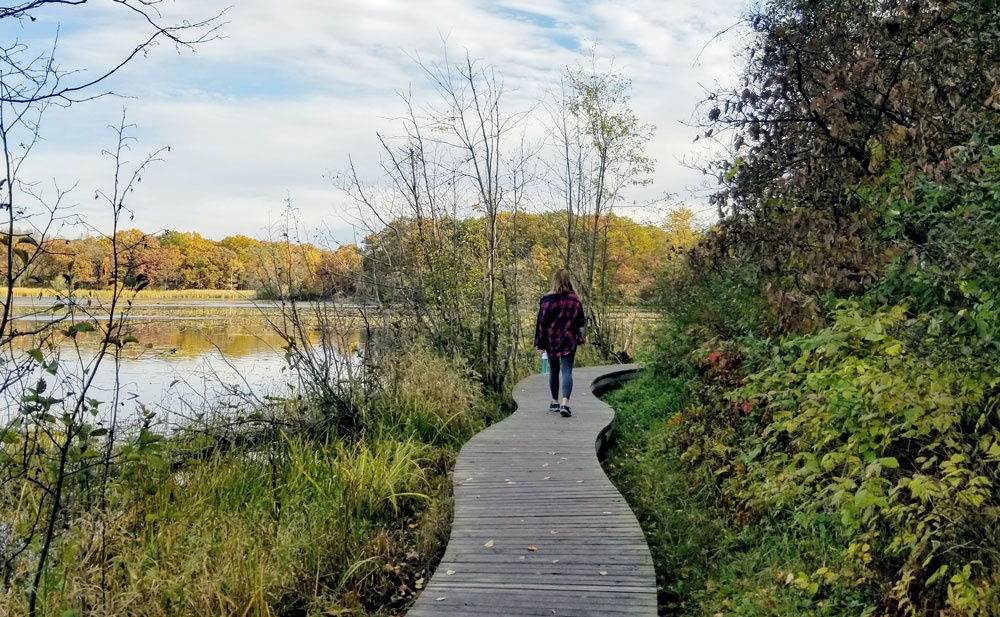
[3,299,362,427]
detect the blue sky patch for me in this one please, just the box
[492,5,578,50]
[493,6,558,28]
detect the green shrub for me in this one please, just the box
[721,303,1000,615]
[604,371,875,616]
[648,255,774,378]
[872,139,1000,317]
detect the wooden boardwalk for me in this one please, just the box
[406,365,656,617]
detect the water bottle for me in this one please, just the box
[541,351,549,374]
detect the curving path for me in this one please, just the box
[406,365,655,617]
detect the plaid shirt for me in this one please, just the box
[534,291,586,357]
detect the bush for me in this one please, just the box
[376,344,486,446]
[872,139,1000,317]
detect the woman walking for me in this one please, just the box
[534,269,586,417]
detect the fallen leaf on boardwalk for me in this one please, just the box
[577,480,584,483]
[602,512,612,515]
[436,597,446,601]
[446,570,456,576]
[519,555,525,560]
[484,539,495,548]
[543,476,551,480]
[552,559,559,563]
[542,463,549,467]
[550,530,558,535]
[599,571,608,576]
[527,546,537,551]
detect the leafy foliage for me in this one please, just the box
[871,138,1000,319]
[611,1,1000,615]
[722,304,1000,614]
[703,0,1000,308]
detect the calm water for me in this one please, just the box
[4,298,360,428]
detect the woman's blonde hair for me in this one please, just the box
[550,269,575,294]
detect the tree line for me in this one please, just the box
[13,210,691,303]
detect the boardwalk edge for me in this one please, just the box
[590,366,638,457]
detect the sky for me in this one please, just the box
[3,0,751,247]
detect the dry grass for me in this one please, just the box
[0,344,485,616]
[10,286,256,300]
[4,434,435,616]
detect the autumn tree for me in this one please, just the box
[94,229,182,287]
[159,230,238,289]
[317,244,362,297]
[220,234,269,290]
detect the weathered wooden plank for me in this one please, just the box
[405,365,655,617]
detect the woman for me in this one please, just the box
[534,269,585,417]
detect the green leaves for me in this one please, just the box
[1,233,38,267]
[63,321,96,338]
[706,300,1000,614]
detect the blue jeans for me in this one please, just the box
[548,349,575,401]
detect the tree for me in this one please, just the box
[317,244,362,297]
[552,58,654,357]
[346,49,532,393]
[702,0,1000,300]
[221,234,266,290]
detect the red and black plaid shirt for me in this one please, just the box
[534,291,585,357]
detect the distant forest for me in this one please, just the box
[16,209,694,303]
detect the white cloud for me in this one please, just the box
[8,0,751,242]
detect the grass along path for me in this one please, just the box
[0,345,498,616]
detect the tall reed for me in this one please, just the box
[10,287,256,301]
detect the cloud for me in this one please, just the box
[9,0,751,243]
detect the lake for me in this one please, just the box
[3,297,362,428]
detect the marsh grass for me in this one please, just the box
[11,287,257,301]
[377,345,485,446]
[3,432,441,616]
[0,344,489,616]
